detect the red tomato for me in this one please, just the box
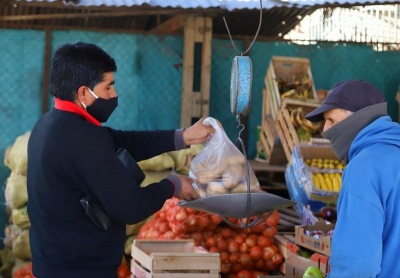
[210,214,222,224]
[239,253,252,266]
[220,251,230,264]
[249,246,263,261]
[158,222,170,234]
[239,243,249,253]
[263,247,274,261]
[191,232,203,240]
[175,210,188,222]
[262,226,275,237]
[220,263,231,274]
[245,237,256,248]
[257,235,270,248]
[186,214,199,226]
[237,270,252,278]
[209,246,220,253]
[228,241,239,253]
[250,223,265,233]
[203,231,213,240]
[206,237,217,248]
[265,259,276,271]
[229,252,240,264]
[272,253,283,265]
[198,216,210,228]
[217,239,228,252]
[185,208,198,214]
[231,262,243,273]
[117,264,131,278]
[265,211,280,226]
[220,227,233,239]
[234,234,245,245]
[254,259,266,271]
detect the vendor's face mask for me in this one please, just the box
[82,88,118,123]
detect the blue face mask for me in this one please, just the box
[83,88,118,123]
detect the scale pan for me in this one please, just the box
[178,192,296,219]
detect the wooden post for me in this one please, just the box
[180,16,213,128]
[42,28,51,114]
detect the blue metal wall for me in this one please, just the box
[1,29,400,244]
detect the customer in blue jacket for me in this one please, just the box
[305,79,400,277]
[27,42,217,278]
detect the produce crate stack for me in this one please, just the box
[133,198,283,278]
[2,131,33,278]
[275,221,334,277]
[260,56,323,164]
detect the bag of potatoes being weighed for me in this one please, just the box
[189,117,260,197]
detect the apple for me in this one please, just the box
[303,266,324,278]
[319,206,337,222]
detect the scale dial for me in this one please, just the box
[230,56,253,116]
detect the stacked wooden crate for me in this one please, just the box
[131,240,220,278]
[259,56,325,163]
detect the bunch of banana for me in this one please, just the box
[281,89,304,99]
[275,75,314,99]
[290,107,320,135]
[305,158,346,170]
[312,172,342,192]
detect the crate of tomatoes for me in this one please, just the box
[135,198,283,278]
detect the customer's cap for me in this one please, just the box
[305,79,386,122]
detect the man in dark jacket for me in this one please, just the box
[27,42,216,278]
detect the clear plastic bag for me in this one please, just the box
[189,117,260,197]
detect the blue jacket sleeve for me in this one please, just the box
[328,165,384,277]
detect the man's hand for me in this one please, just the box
[183,118,221,146]
[175,175,201,201]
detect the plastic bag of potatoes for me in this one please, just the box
[189,117,260,198]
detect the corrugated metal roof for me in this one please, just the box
[17,0,400,10]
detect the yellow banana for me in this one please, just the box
[313,174,321,189]
[316,173,328,190]
[333,176,340,191]
[325,177,333,191]
[281,89,298,98]
[291,109,299,129]
[335,173,342,189]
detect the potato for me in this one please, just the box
[230,183,259,194]
[196,171,221,186]
[207,182,229,196]
[222,165,244,188]
[195,187,207,198]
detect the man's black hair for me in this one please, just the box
[49,42,117,101]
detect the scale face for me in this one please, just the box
[230,56,253,116]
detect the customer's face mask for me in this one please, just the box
[82,88,118,123]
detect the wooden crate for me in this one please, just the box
[131,240,220,278]
[264,56,319,119]
[275,99,322,162]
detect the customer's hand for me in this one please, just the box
[175,175,201,201]
[183,118,222,146]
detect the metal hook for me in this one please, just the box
[236,115,245,139]
[223,0,263,56]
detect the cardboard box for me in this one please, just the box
[293,144,340,206]
[295,221,335,256]
[285,241,330,276]
[131,239,220,278]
